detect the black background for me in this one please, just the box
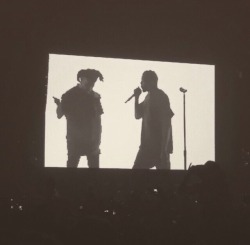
[1,0,250,172]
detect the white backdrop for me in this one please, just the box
[45,54,215,169]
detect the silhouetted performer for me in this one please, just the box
[54,69,104,168]
[133,70,174,169]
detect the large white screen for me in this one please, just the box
[45,54,215,169]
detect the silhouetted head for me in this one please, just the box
[141,70,158,92]
[77,69,103,92]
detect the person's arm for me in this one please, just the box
[158,94,174,159]
[53,97,64,119]
[134,87,143,119]
[91,115,102,155]
[160,115,171,158]
[56,103,64,119]
[91,96,103,154]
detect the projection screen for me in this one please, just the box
[45,54,215,169]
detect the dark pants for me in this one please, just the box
[67,139,99,168]
[133,147,170,170]
[67,152,99,168]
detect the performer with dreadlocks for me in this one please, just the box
[54,69,104,168]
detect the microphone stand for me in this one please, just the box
[180,89,187,170]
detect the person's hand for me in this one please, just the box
[134,87,142,99]
[53,97,61,105]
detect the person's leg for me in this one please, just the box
[133,149,145,169]
[156,153,170,170]
[133,148,156,169]
[67,139,81,168]
[87,153,99,168]
[67,153,81,168]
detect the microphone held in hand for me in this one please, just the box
[125,87,142,103]
[180,87,187,93]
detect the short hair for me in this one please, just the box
[142,70,158,85]
[77,69,104,83]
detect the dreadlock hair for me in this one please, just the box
[77,69,104,83]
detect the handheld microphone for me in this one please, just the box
[180,87,187,93]
[125,94,135,103]
[125,87,141,103]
